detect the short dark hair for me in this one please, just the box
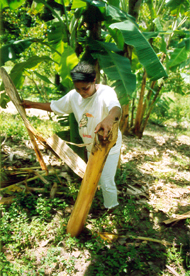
[70,61,96,82]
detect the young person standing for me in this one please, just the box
[21,61,122,210]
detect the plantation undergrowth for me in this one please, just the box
[0,111,190,276]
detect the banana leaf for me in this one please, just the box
[107,0,120,8]
[7,56,55,89]
[93,47,135,105]
[71,0,86,9]
[0,0,25,9]
[177,37,190,51]
[47,21,67,44]
[91,40,136,104]
[166,0,189,10]
[0,39,35,66]
[167,47,188,69]
[108,20,168,81]
[59,45,79,89]
[55,0,70,6]
[34,71,55,85]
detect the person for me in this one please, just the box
[21,61,122,210]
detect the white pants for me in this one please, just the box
[88,151,120,209]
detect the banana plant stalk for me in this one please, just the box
[67,121,119,237]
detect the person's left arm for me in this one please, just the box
[94,106,121,140]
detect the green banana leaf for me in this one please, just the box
[0,55,55,108]
[107,0,120,8]
[108,21,168,81]
[9,56,55,89]
[166,0,189,10]
[59,45,79,90]
[47,21,67,44]
[153,18,167,54]
[167,47,188,70]
[97,53,136,105]
[0,92,10,108]
[55,0,70,6]
[178,37,190,51]
[0,0,25,9]
[0,39,35,66]
[93,41,136,105]
[153,18,163,32]
[105,4,130,22]
[34,71,55,85]
[72,0,86,9]
[0,0,8,9]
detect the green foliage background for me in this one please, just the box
[0,0,189,139]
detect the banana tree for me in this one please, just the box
[133,0,190,137]
[69,0,168,138]
[1,0,189,141]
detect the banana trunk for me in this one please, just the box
[67,121,119,237]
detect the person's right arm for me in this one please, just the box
[20,100,52,112]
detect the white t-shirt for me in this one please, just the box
[50,84,122,154]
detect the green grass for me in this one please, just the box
[0,111,68,140]
[0,195,189,276]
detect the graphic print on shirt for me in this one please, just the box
[79,113,94,138]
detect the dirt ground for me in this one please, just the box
[1,105,190,275]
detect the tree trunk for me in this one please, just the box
[120,104,130,134]
[139,83,164,138]
[66,121,119,237]
[141,80,157,121]
[130,98,135,128]
[134,70,147,137]
[120,0,143,136]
